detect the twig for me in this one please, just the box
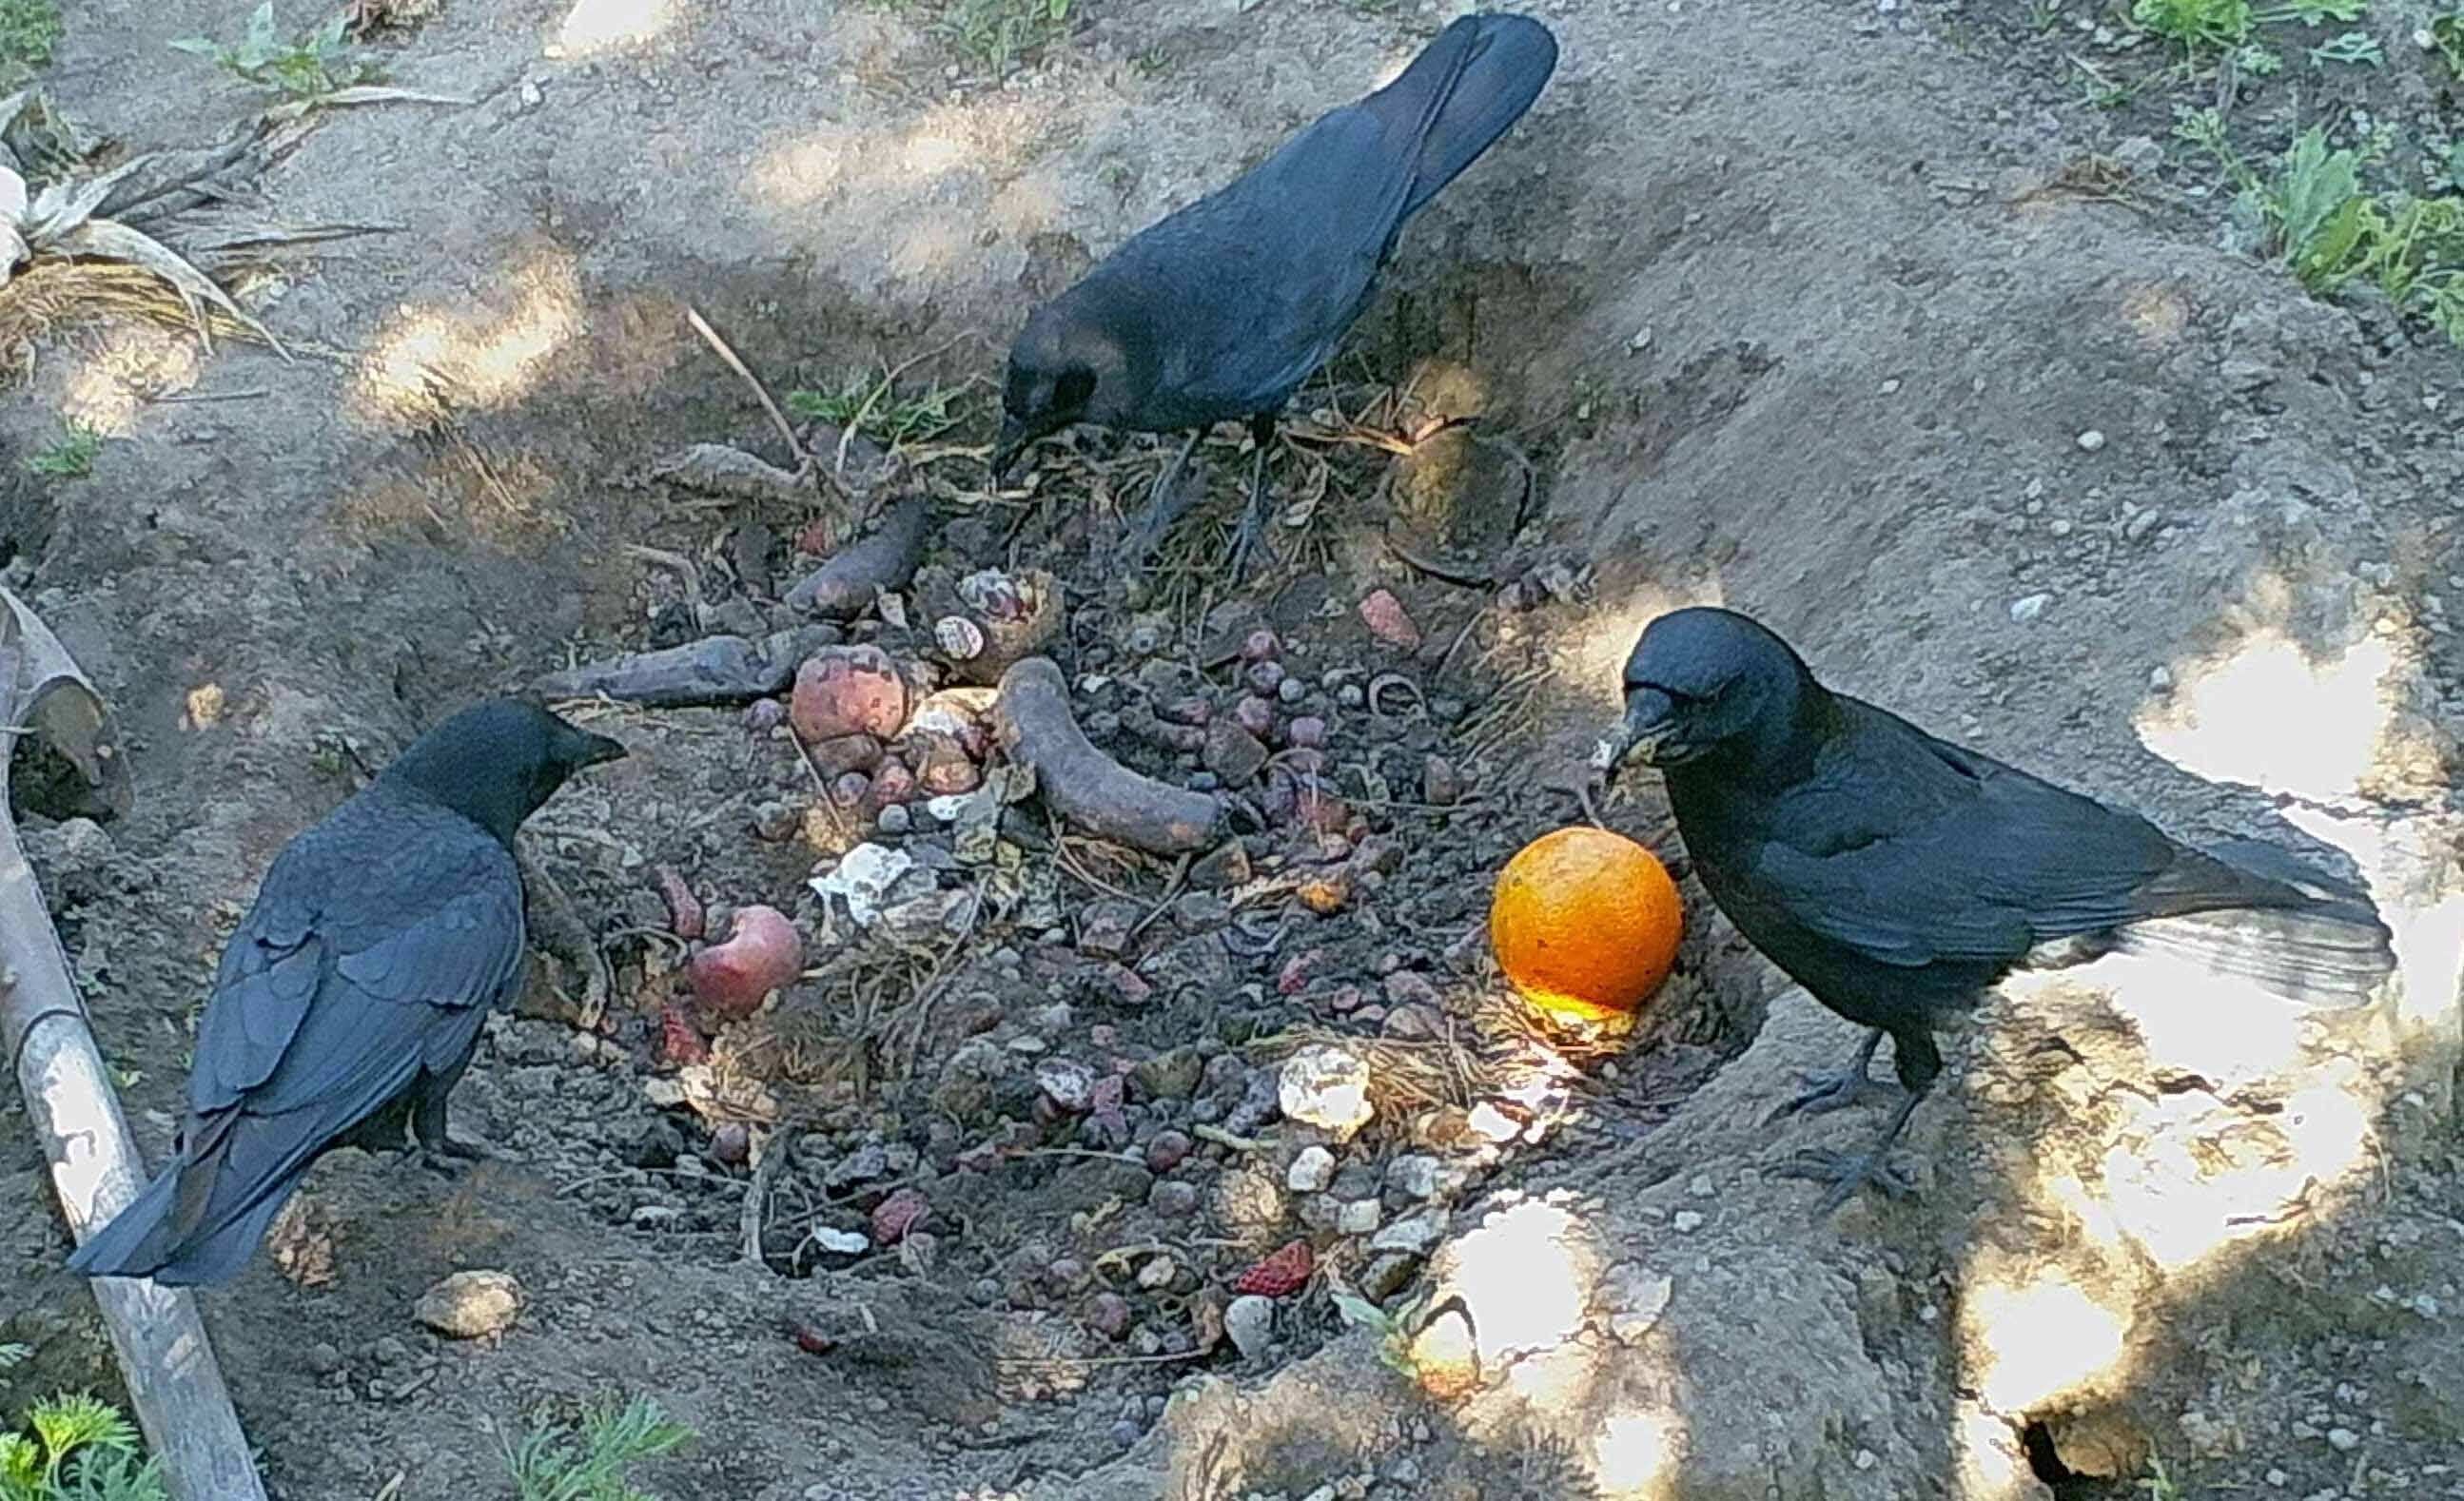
[683,304,816,488]
[623,542,704,613]
[148,388,270,404]
[1124,851,1194,943]
[1191,1124,1272,1153]
[740,1124,787,1264]
[1381,527,1495,590]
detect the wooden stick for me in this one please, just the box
[0,591,267,1501]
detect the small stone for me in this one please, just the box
[876,803,912,835]
[1189,839,1251,890]
[304,1341,342,1375]
[1036,1058,1098,1113]
[1086,1293,1133,1341]
[1144,1129,1193,1173]
[1359,590,1421,649]
[2075,429,2106,452]
[2325,1428,2359,1452]
[1287,1145,1337,1193]
[1385,1154,1442,1200]
[1277,675,1306,706]
[1149,1179,1200,1218]
[1686,1174,1713,1198]
[1203,720,1271,789]
[1372,1209,1443,1256]
[1419,754,1461,806]
[1278,1045,1374,1140]
[1224,1294,1276,1359]
[870,1188,929,1245]
[415,1270,521,1340]
[1137,1254,1177,1290]
[1672,1210,1705,1233]
[2009,593,2052,623]
[1079,898,1142,957]
[810,1226,870,1256]
[1336,1199,1380,1236]
[1359,1251,1419,1299]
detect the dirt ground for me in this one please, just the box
[3,0,2461,1497]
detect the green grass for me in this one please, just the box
[2137,1447,2183,1501]
[2129,0,2366,68]
[934,0,1071,73]
[2432,10,2464,75]
[0,1395,166,1501]
[786,369,964,452]
[170,2,381,98]
[25,426,102,479]
[500,1396,692,1501]
[2178,110,2464,342]
[0,0,63,85]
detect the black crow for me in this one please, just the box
[67,699,625,1285]
[991,11,1558,579]
[1598,607,2394,1215]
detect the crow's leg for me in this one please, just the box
[1119,429,1206,569]
[1764,1027,1907,1124]
[1775,1026,1939,1218]
[1224,410,1281,583]
[412,1072,485,1179]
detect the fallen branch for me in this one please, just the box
[0,588,267,1501]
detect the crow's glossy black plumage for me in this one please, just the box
[67,699,624,1285]
[993,11,1558,578]
[1602,607,2394,1215]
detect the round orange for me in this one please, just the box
[1490,826,1683,1032]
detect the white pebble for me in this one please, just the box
[1672,1210,1705,1233]
[1286,1145,1336,1194]
[2076,429,2107,451]
[2009,593,2052,623]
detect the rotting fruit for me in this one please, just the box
[1490,826,1683,1035]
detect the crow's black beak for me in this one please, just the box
[571,731,628,769]
[1595,688,1682,774]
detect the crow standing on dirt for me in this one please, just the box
[66,700,625,1286]
[1597,607,2395,1216]
[990,12,1558,579]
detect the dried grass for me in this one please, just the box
[0,258,277,382]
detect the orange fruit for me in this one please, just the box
[1490,826,1683,1033]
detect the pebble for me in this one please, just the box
[1149,1180,1199,1218]
[1372,1210,1443,1256]
[1086,1293,1133,1341]
[1224,1294,1276,1359]
[1673,1210,1706,1233]
[1385,1155,1442,1200]
[1419,754,1461,805]
[876,804,912,835]
[415,1270,521,1339]
[2076,428,2107,451]
[1136,1254,1177,1290]
[1336,1199,1380,1236]
[1277,675,1307,706]
[1278,1045,1374,1140]
[1203,721,1271,789]
[811,1226,870,1256]
[1687,1174,1713,1198]
[2326,1428,2360,1452]
[1144,1129,1193,1173]
[2009,593,2052,622]
[1287,1145,1337,1193]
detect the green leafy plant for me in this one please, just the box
[2432,10,2464,75]
[169,3,380,98]
[499,1395,692,1501]
[936,0,1071,74]
[0,0,63,85]
[2307,28,2381,63]
[0,1394,166,1501]
[1329,1283,1434,1376]
[25,425,101,478]
[786,369,963,452]
[2131,0,2366,52]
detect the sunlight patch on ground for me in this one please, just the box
[2136,626,2397,804]
[557,0,681,54]
[61,323,203,434]
[1591,1407,1683,1499]
[1964,1268,2126,1413]
[355,249,584,425]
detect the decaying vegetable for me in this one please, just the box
[791,644,909,744]
[992,657,1222,856]
[687,904,804,1019]
[532,625,842,708]
[784,496,930,618]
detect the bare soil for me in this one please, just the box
[3,0,2460,1498]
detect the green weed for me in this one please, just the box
[0,0,63,85]
[2130,0,2366,54]
[0,1394,166,1501]
[25,427,101,479]
[2137,1447,2183,1501]
[935,0,1071,74]
[499,1395,692,1501]
[2178,112,2464,341]
[170,3,381,98]
[1329,1283,1434,1376]
[786,369,964,452]
[2432,10,2464,75]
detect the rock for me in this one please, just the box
[1189,839,1252,889]
[1149,1179,1200,1218]
[1036,1058,1098,1114]
[1144,1129,1193,1173]
[870,1188,929,1245]
[1371,1210,1442,1257]
[1278,1044,1374,1141]
[415,1271,521,1340]
[1601,1263,1673,1344]
[1358,589,1420,649]
[1384,1154,1442,1200]
[791,644,908,743]
[1336,1199,1380,1236]
[1137,1254,1178,1290]
[1359,1251,1419,1299]
[1224,1294,1276,1359]
[806,732,884,778]
[1203,720,1271,789]
[810,1226,869,1257]
[1131,1049,1204,1101]
[1418,754,1461,806]
[1086,1293,1133,1341]
[1079,899,1143,958]
[1286,1145,1337,1193]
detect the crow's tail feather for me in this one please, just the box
[1366,13,1559,222]
[2122,903,2395,1008]
[65,1114,323,1287]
